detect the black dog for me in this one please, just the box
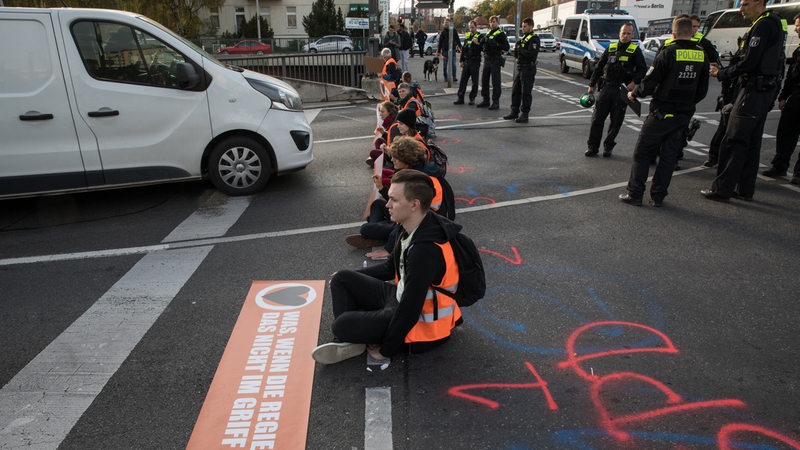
[423,57,439,82]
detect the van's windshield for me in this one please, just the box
[589,18,636,39]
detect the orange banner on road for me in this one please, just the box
[188,280,324,450]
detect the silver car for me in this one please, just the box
[538,32,558,51]
[302,35,354,53]
[641,35,670,66]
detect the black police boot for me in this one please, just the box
[602,148,613,157]
[585,149,599,157]
[488,103,500,110]
[468,98,475,105]
[619,193,642,206]
[702,159,717,168]
[515,114,529,123]
[762,167,787,177]
[453,97,465,105]
[475,99,490,108]
[503,111,518,120]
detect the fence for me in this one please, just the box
[216,51,367,88]
[196,37,371,55]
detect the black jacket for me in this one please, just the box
[589,40,647,88]
[515,32,540,66]
[358,212,462,356]
[633,39,709,116]
[718,10,787,84]
[779,45,800,100]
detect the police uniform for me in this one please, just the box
[476,27,510,110]
[622,39,709,205]
[586,40,647,156]
[704,10,787,201]
[504,31,540,123]
[455,30,483,105]
[764,43,800,181]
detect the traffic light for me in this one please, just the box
[398,15,403,25]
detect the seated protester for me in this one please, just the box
[315,169,464,366]
[346,136,453,262]
[395,83,423,116]
[368,101,399,167]
[379,108,430,173]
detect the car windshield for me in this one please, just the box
[539,33,554,39]
[589,19,635,39]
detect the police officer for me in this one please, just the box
[702,0,788,202]
[476,16,510,110]
[503,18,540,124]
[619,16,709,207]
[762,13,800,185]
[585,22,647,157]
[454,20,482,106]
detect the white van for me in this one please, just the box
[559,9,640,78]
[702,3,800,62]
[0,7,313,199]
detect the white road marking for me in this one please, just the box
[364,387,392,450]
[0,193,251,448]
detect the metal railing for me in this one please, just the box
[215,51,367,88]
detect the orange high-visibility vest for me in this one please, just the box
[396,241,461,344]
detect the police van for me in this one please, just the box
[701,2,800,62]
[559,9,641,78]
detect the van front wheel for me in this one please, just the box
[560,55,569,73]
[208,137,272,195]
[582,59,592,79]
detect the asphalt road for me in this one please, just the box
[1,51,799,450]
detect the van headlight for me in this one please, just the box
[246,78,303,111]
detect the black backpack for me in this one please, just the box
[431,217,486,307]
[426,142,448,175]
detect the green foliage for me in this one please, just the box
[302,0,347,38]
[239,15,274,39]
[5,0,224,39]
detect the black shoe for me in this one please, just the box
[700,189,730,202]
[452,78,458,82]
[468,99,475,105]
[453,98,464,105]
[791,175,800,185]
[602,150,612,158]
[488,103,500,110]
[475,101,490,108]
[674,163,681,171]
[701,159,717,168]
[762,167,787,177]
[515,115,529,123]
[619,193,642,206]
[650,197,664,207]
[503,113,518,120]
[732,192,753,201]
[585,149,599,157]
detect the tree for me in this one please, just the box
[302,0,346,39]
[4,0,223,38]
[239,15,275,39]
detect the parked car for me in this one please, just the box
[0,7,313,199]
[302,35,354,53]
[641,35,670,66]
[218,40,272,55]
[424,33,438,55]
[538,32,558,51]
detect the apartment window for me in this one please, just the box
[287,7,297,29]
[235,7,246,34]
[210,7,220,29]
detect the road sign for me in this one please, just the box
[346,17,370,30]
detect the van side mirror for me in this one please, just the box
[176,62,200,89]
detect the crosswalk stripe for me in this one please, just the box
[364,387,393,450]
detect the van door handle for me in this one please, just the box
[19,112,55,121]
[88,108,120,117]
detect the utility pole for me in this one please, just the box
[446,0,454,88]
[256,0,262,41]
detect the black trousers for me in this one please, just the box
[626,111,690,200]
[457,59,480,101]
[481,56,502,104]
[509,64,536,115]
[712,86,778,197]
[587,85,627,152]
[330,270,397,344]
[770,94,800,174]
[708,103,732,163]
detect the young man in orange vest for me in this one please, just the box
[312,169,463,366]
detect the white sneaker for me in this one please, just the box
[311,342,367,365]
